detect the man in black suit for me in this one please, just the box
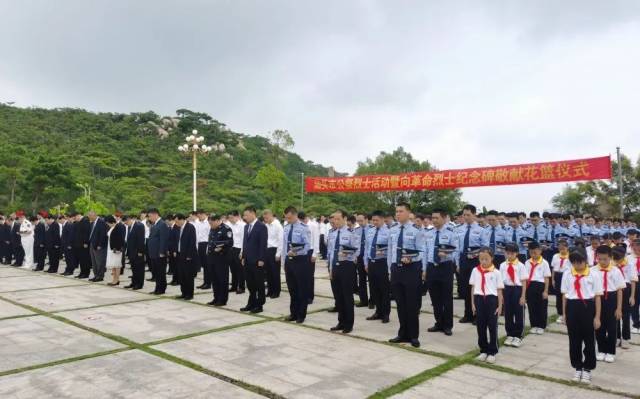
[240,206,268,313]
[0,216,11,264]
[11,213,24,267]
[175,213,199,300]
[61,214,77,275]
[167,215,180,285]
[124,215,146,290]
[147,208,169,295]
[33,214,47,271]
[45,215,62,273]
[88,211,108,282]
[73,214,92,278]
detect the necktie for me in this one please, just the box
[559,257,566,271]
[288,225,294,253]
[369,227,379,259]
[551,227,556,246]
[527,259,539,288]
[248,223,253,235]
[507,262,516,284]
[332,230,341,268]
[533,227,538,242]
[396,226,404,264]
[574,274,585,304]
[490,227,495,251]
[433,229,440,264]
[512,229,517,243]
[360,227,366,254]
[579,225,583,236]
[463,225,470,252]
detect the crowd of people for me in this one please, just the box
[1,204,639,385]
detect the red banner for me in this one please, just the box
[305,156,612,193]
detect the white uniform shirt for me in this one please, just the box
[469,266,504,296]
[590,265,626,293]
[140,218,150,239]
[499,259,528,286]
[194,219,210,244]
[266,218,284,258]
[524,257,552,283]
[628,254,640,280]
[228,220,246,250]
[307,219,320,257]
[551,253,572,274]
[587,246,598,266]
[561,268,602,300]
[615,260,639,284]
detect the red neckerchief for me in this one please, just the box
[599,264,611,299]
[507,261,516,284]
[477,265,495,296]
[572,267,589,305]
[526,257,542,288]
[636,257,640,274]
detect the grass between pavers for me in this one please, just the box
[0,282,91,294]
[48,296,162,314]
[0,295,281,398]
[0,313,36,322]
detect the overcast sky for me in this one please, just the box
[2,0,639,212]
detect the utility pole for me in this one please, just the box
[617,147,624,218]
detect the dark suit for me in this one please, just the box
[73,217,92,277]
[0,222,12,264]
[207,224,233,305]
[148,219,169,294]
[113,222,126,270]
[177,222,199,299]
[168,224,180,283]
[45,222,62,272]
[242,220,268,309]
[33,221,47,270]
[89,218,108,279]
[126,222,146,289]
[62,222,77,274]
[11,222,24,266]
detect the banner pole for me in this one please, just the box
[617,147,624,218]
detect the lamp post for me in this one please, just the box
[178,129,225,211]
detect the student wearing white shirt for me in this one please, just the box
[612,247,637,349]
[592,245,626,363]
[470,247,504,364]
[586,235,600,266]
[500,243,528,347]
[524,241,552,334]
[630,239,640,334]
[561,251,602,384]
[226,210,246,293]
[263,210,283,298]
[194,210,211,290]
[551,240,572,324]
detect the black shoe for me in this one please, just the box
[88,277,96,282]
[286,315,296,322]
[270,294,280,299]
[443,329,452,336]
[62,272,73,276]
[169,281,179,286]
[296,319,305,324]
[214,303,225,307]
[132,286,142,291]
[94,278,104,282]
[330,325,344,331]
[459,317,472,324]
[236,289,245,294]
[167,271,173,275]
[228,288,236,292]
[146,278,155,282]
[410,339,420,348]
[206,301,216,306]
[366,314,380,321]
[175,295,185,299]
[250,307,263,314]
[74,275,84,279]
[355,302,368,308]
[381,317,390,324]
[427,325,443,333]
[342,328,352,334]
[368,303,375,309]
[183,296,193,300]
[107,282,120,286]
[327,307,337,313]
[240,306,252,312]
[124,284,134,289]
[150,291,164,295]
[389,336,408,343]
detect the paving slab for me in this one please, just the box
[0,299,34,319]
[497,332,640,396]
[58,298,260,343]
[0,315,123,373]
[392,364,628,399]
[0,266,35,277]
[1,284,154,312]
[304,305,479,356]
[0,274,87,293]
[192,290,334,318]
[154,321,444,399]
[0,349,263,398]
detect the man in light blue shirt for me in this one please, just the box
[282,206,311,324]
[364,210,390,323]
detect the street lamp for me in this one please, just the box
[178,129,225,211]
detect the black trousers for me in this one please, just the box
[319,235,327,259]
[526,281,548,329]
[329,264,339,309]
[554,272,564,316]
[34,244,46,270]
[150,257,167,293]
[368,259,390,318]
[597,293,618,354]
[355,256,368,305]
[285,256,310,321]
[503,285,524,338]
[47,247,61,272]
[245,261,266,309]
[75,246,92,277]
[197,242,210,285]
[459,257,475,320]
[130,256,145,289]
[617,283,631,341]
[567,299,596,371]
[168,254,178,282]
[177,255,196,298]
[632,283,640,329]
[210,253,230,305]
[334,261,356,329]
[265,247,280,297]
[63,247,78,274]
[230,248,245,290]
[11,242,24,266]
[0,241,10,264]
[427,261,454,330]
[475,295,499,355]
[391,262,421,340]
[308,252,316,302]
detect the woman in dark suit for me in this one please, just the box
[105,215,125,286]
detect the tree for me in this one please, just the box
[255,164,292,213]
[23,155,76,211]
[268,129,294,169]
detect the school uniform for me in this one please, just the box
[629,254,640,329]
[615,259,638,342]
[586,245,599,267]
[500,259,528,339]
[591,264,626,355]
[470,265,504,355]
[561,267,602,372]
[525,257,552,329]
[551,253,572,317]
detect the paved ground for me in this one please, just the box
[0,262,637,398]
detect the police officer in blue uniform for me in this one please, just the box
[364,210,390,323]
[283,206,311,324]
[329,210,359,334]
[354,213,370,308]
[388,202,426,348]
[425,208,458,336]
[206,214,233,306]
[482,210,506,267]
[458,204,485,324]
[505,212,529,263]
